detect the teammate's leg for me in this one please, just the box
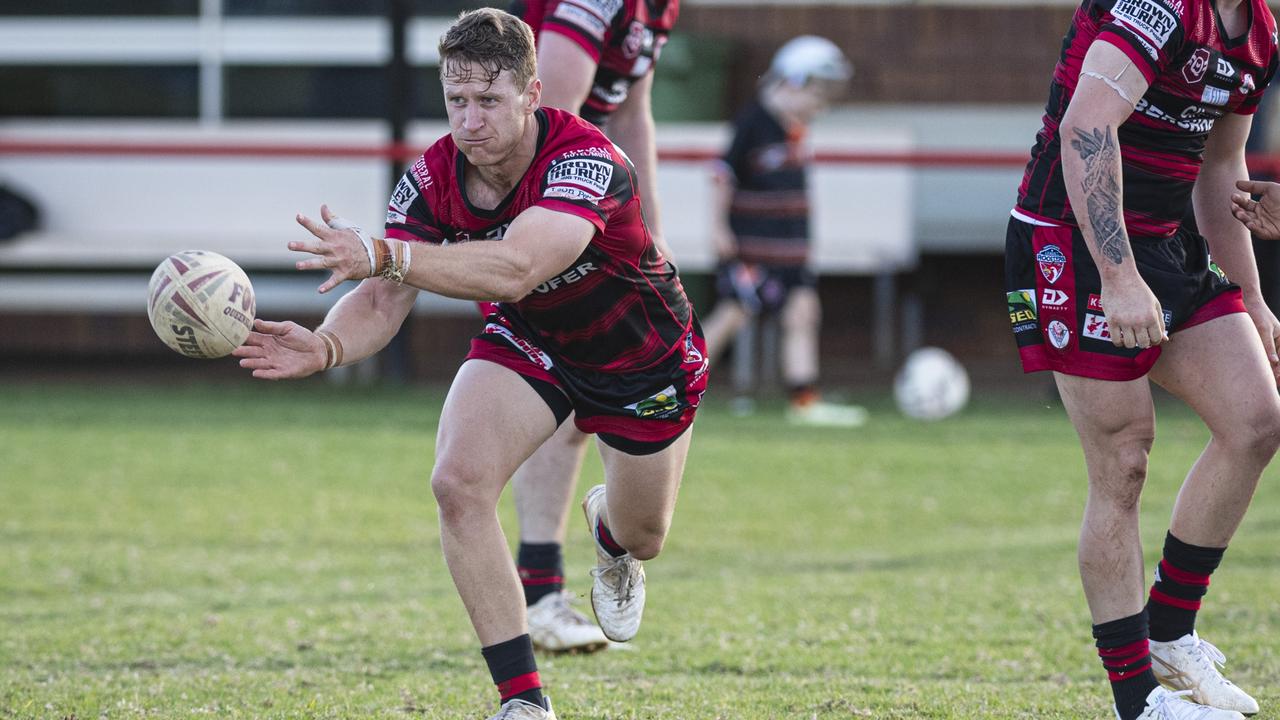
[701,300,749,365]
[1055,371,1163,720]
[579,430,694,642]
[780,284,820,394]
[511,417,607,653]
[1142,312,1280,713]
[432,359,561,713]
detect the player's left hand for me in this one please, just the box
[291,204,375,293]
[1232,180,1280,240]
[1244,298,1280,383]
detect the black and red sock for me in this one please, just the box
[1147,532,1225,642]
[1094,611,1159,720]
[481,634,544,710]
[594,517,627,558]
[517,542,564,606]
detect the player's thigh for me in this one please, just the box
[435,359,563,494]
[1053,371,1155,461]
[1148,312,1280,437]
[595,428,694,531]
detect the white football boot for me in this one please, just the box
[486,697,556,720]
[581,484,646,642]
[1150,632,1259,715]
[526,590,608,654]
[1121,686,1244,720]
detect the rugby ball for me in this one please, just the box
[147,250,255,359]
[893,347,970,421]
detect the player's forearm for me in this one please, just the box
[400,240,539,302]
[316,279,416,367]
[1195,158,1265,300]
[1061,122,1141,285]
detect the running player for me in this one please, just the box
[233,10,705,719]
[1006,0,1280,716]
[698,35,865,427]
[500,0,680,655]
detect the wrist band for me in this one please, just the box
[316,329,344,370]
[326,215,378,278]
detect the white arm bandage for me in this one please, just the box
[1081,70,1136,106]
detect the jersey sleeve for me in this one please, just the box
[1237,46,1279,114]
[539,0,627,62]
[384,161,445,244]
[1095,0,1187,83]
[720,115,757,184]
[536,148,636,232]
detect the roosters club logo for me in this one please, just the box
[1036,244,1067,284]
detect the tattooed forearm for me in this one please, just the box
[1070,126,1129,265]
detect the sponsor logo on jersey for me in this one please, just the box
[410,157,432,190]
[453,222,511,243]
[1182,48,1211,84]
[1036,244,1067,284]
[546,157,614,199]
[390,176,418,214]
[1111,0,1178,48]
[1041,288,1069,309]
[1215,57,1236,80]
[387,210,407,225]
[1201,85,1230,106]
[1083,313,1111,341]
[552,1,608,42]
[1135,98,1215,132]
[1241,72,1256,94]
[1087,293,1105,312]
[624,384,682,418]
[1008,289,1037,332]
[1047,319,1071,349]
[485,322,554,370]
[531,262,598,294]
[622,20,653,60]
[544,186,599,202]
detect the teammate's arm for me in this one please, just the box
[610,72,673,259]
[1196,111,1280,370]
[708,162,736,260]
[535,30,595,112]
[1060,41,1163,349]
[294,205,594,302]
[232,279,418,380]
[1232,179,1280,238]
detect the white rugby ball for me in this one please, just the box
[147,250,255,359]
[893,346,970,421]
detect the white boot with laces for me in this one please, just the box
[526,590,608,653]
[581,484,646,642]
[1150,632,1259,715]
[486,697,556,720]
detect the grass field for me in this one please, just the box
[4,380,1280,719]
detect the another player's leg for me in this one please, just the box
[780,285,865,427]
[1144,312,1280,715]
[701,300,750,364]
[511,419,607,653]
[1056,371,1246,720]
[432,359,564,719]
[580,429,693,642]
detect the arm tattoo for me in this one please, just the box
[1070,126,1129,265]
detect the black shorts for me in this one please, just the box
[1004,216,1244,380]
[715,261,815,314]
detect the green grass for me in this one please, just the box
[3,381,1280,719]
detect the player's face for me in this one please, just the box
[442,65,540,167]
[786,78,844,122]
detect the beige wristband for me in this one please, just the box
[316,329,344,370]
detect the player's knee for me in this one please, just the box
[430,461,498,524]
[1089,436,1153,511]
[1223,402,1280,460]
[614,523,667,560]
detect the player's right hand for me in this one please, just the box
[1100,280,1167,350]
[1232,180,1280,240]
[231,319,326,380]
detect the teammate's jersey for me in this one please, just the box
[511,0,679,126]
[720,99,811,267]
[1016,0,1279,238]
[385,107,691,373]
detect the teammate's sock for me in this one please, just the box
[1094,611,1159,720]
[481,634,544,709]
[788,384,818,407]
[517,542,564,606]
[594,517,627,558]
[1147,531,1225,641]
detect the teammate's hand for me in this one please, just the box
[1232,180,1280,240]
[1243,298,1280,382]
[231,319,326,380]
[1100,280,1167,350]
[291,204,375,293]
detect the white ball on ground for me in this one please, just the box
[893,346,970,421]
[147,250,255,359]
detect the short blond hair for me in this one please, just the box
[438,8,537,90]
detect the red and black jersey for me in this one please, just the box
[1016,0,1279,238]
[720,99,812,267]
[385,106,692,373]
[512,0,679,127]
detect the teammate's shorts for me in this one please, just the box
[465,308,708,455]
[715,261,815,314]
[1004,216,1244,381]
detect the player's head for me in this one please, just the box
[761,36,852,122]
[438,8,542,166]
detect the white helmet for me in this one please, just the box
[767,35,852,86]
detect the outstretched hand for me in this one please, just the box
[231,319,326,380]
[1232,180,1280,240]
[291,204,375,293]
